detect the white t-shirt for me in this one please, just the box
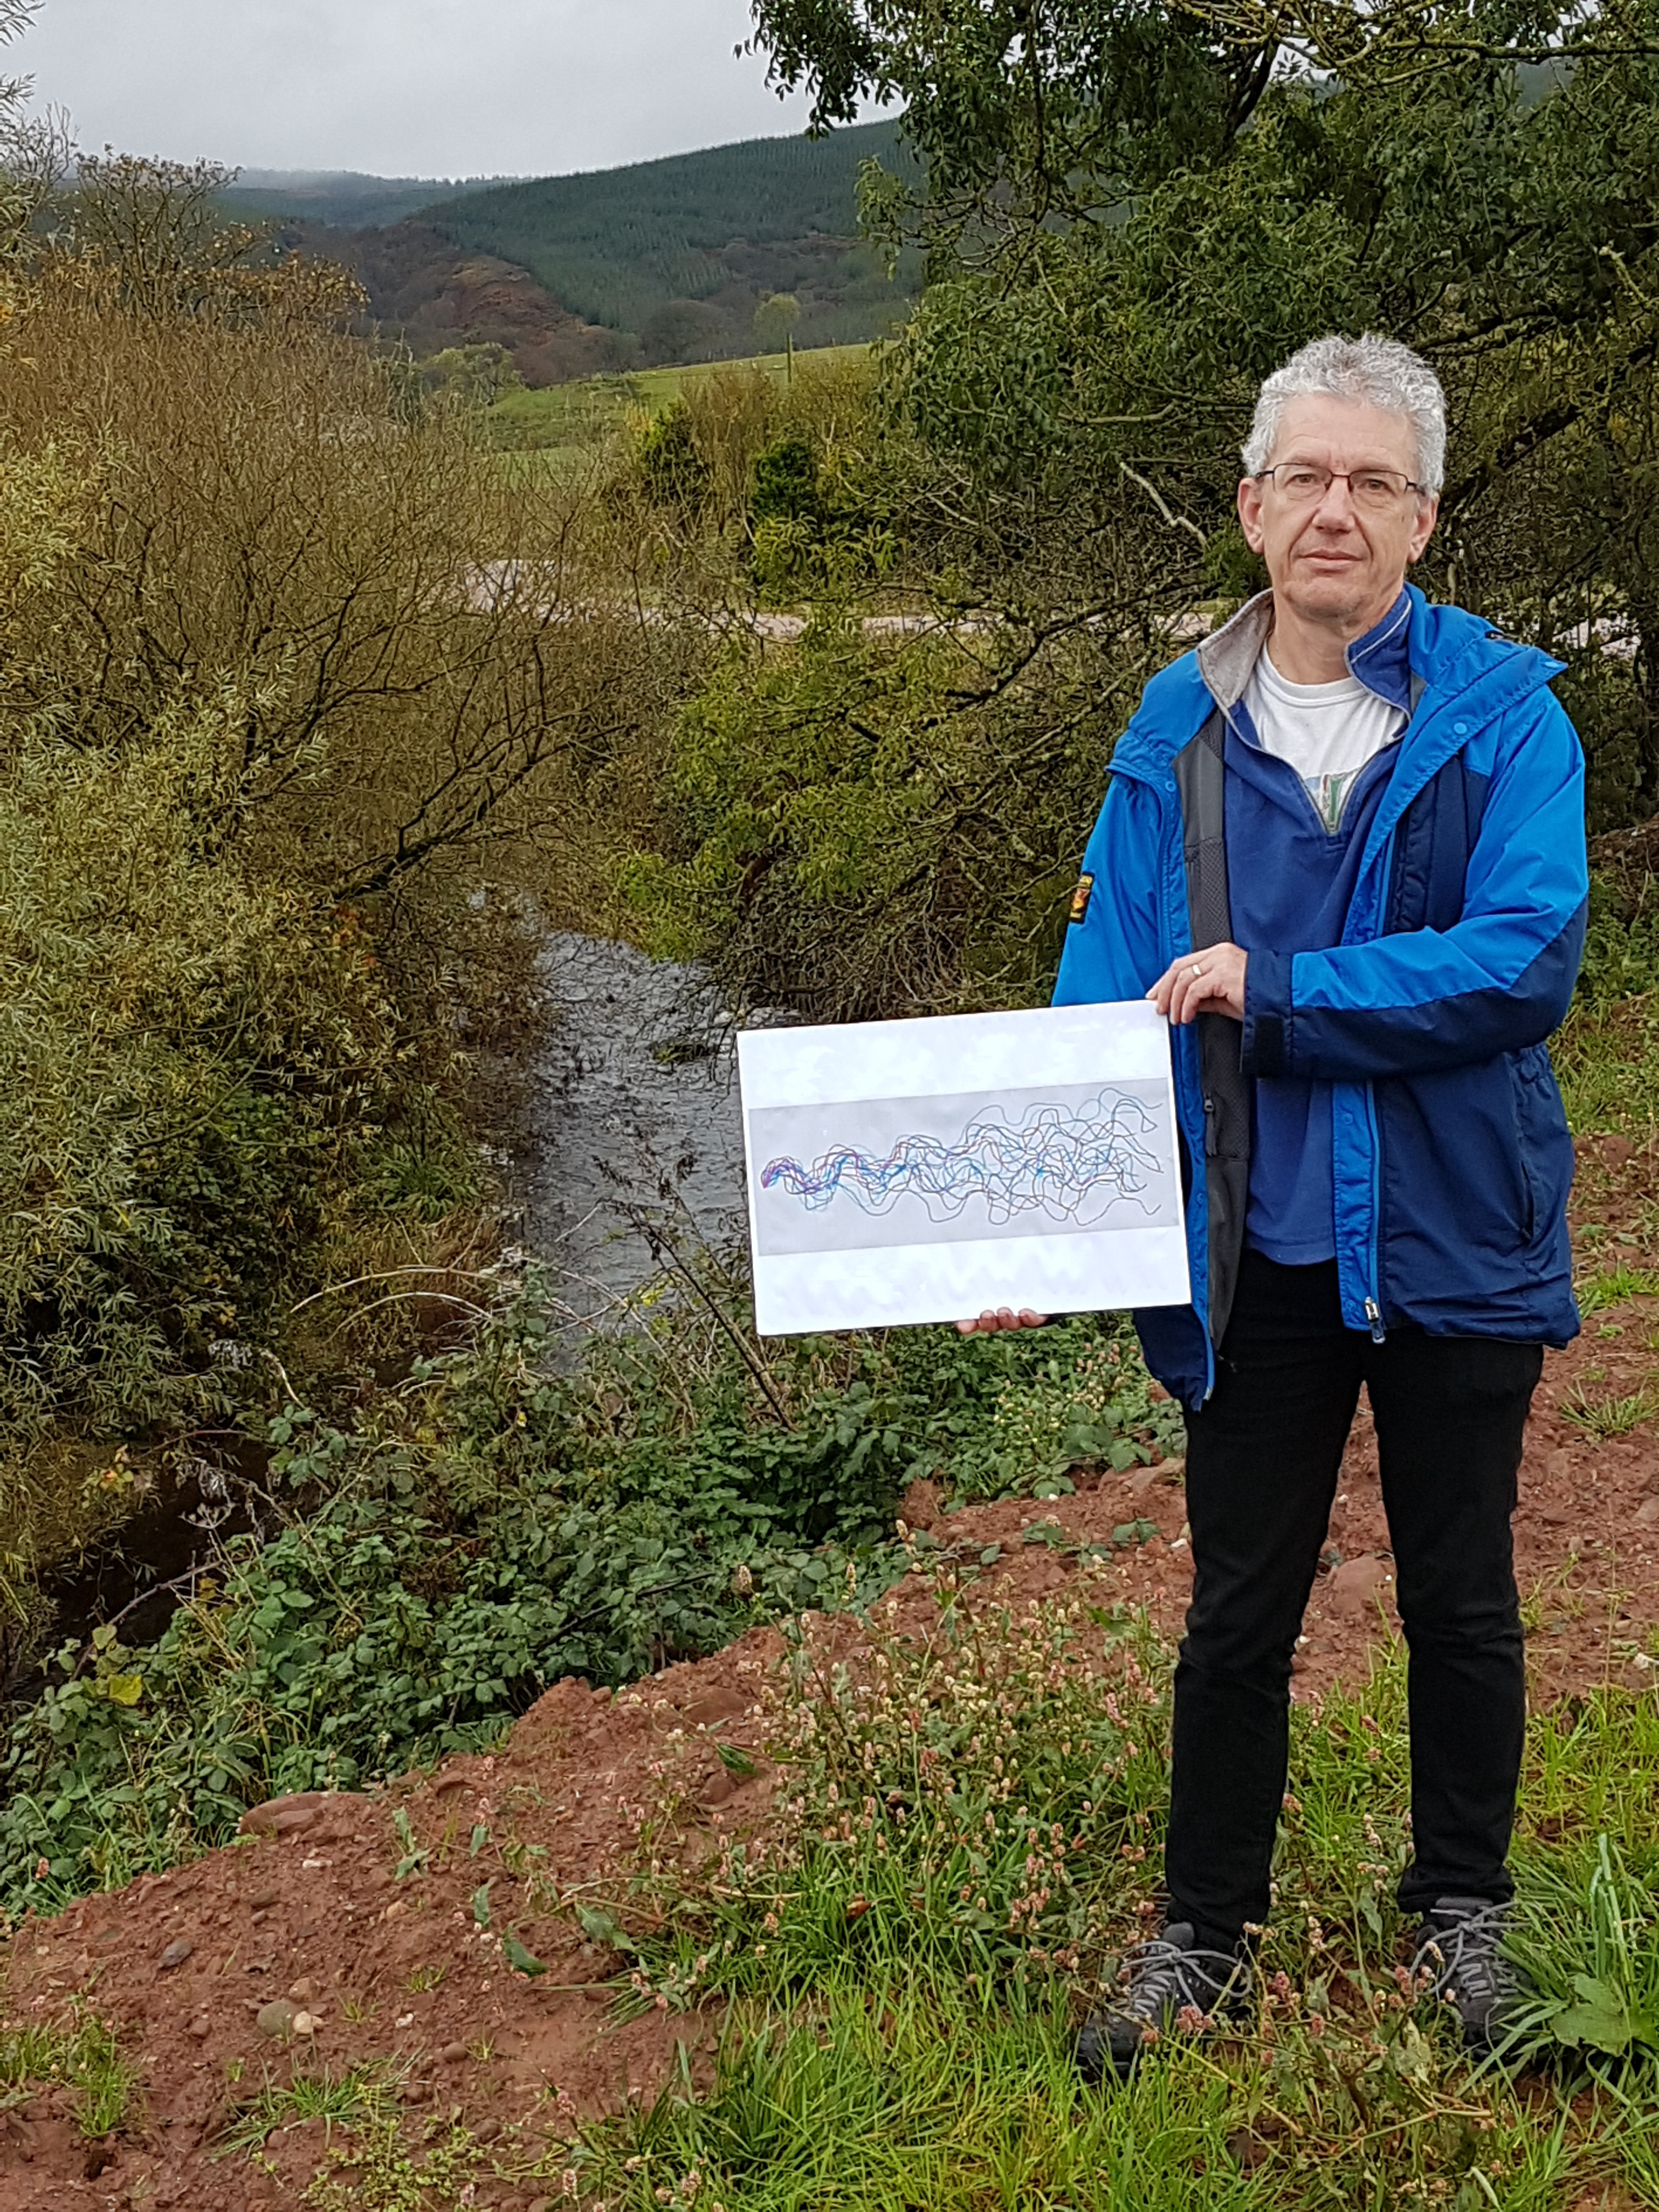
[1244,647,1407,832]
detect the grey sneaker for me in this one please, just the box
[1075,1921,1250,2083]
[1410,1895,1527,2053]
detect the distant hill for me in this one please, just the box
[239,124,922,383]
[224,170,523,232]
[284,219,630,385]
[421,120,922,364]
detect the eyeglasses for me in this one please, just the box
[1256,463,1427,511]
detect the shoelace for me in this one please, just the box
[1120,1936,1246,2021]
[1411,1903,1512,2006]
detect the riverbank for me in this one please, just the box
[2,1272,1656,2208]
[3,910,1657,2211]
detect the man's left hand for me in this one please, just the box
[1148,943,1249,1025]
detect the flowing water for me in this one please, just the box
[13,934,758,1694]
[517,931,755,1327]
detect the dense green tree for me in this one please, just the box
[754,289,802,352]
[750,0,1659,815]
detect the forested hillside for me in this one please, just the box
[422,119,923,362]
[222,167,518,230]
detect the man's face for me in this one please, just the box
[1237,393,1440,633]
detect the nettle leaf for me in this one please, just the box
[575,1902,637,1954]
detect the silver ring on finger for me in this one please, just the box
[1189,963,1204,978]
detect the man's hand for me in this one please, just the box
[956,950,1246,1334]
[956,1307,1049,1335]
[1148,942,1248,1025]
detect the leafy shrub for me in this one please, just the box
[0,191,661,1595]
[616,610,1145,1021]
[635,400,710,512]
[0,699,405,1577]
[621,1576,1175,2010]
[945,1335,1184,1501]
[0,1276,1167,1917]
[0,250,656,917]
[751,434,823,528]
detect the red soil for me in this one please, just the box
[2,1136,1655,2210]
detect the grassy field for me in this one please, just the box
[487,342,873,475]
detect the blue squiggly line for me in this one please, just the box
[760,1090,1164,1228]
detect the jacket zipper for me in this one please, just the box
[1360,973,1386,1344]
[1148,794,1218,1403]
[1361,1096,1386,1339]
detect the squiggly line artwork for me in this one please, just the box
[760,1091,1164,1228]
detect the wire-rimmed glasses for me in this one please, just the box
[1256,463,1429,510]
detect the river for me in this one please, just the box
[10,933,759,1694]
[518,931,755,1327]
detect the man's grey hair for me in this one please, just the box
[1242,334,1447,494]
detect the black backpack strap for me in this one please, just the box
[1171,709,1251,1352]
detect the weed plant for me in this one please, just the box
[221,2061,403,2159]
[567,1581,1659,2212]
[619,1573,1176,2012]
[1556,866,1659,1138]
[0,2006,135,2139]
[0,1269,1166,1918]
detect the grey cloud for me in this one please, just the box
[23,0,812,177]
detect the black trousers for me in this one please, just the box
[1166,1250,1542,1944]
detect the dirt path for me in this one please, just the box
[3,1139,1656,2210]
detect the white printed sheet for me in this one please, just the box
[737,1001,1190,1336]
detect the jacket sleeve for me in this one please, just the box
[1052,773,1168,1007]
[1240,690,1588,1082]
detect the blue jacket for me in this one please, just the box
[1054,585,1589,1409]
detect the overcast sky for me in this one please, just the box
[18,0,820,179]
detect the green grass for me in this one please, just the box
[1556,896,1659,1138]
[560,1585,1659,2212]
[1575,1265,1659,1318]
[487,343,873,472]
[0,2008,136,2138]
[220,2062,403,2159]
[1558,1380,1659,1439]
[628,345,873,405]
[573,1976,1600,2212]
[88,1579,1659,2208]
[423,1579,1652,2212]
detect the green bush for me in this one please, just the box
[0,701,400,1473]
[636,399,710,512]
[751,434,824,527]
[616,609,1144,1021]
[0,1275,1166,1918]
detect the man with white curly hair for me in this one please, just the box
[962,333,1588,2076]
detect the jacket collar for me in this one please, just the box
[1195,586,1414,714]
[1111,585,1564,799]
